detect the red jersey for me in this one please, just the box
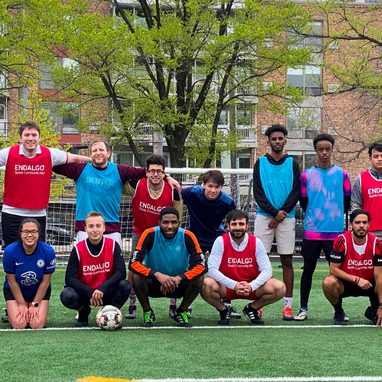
[335,230,379,281]
[131,179,173,236]
[218,233,260,282]
[75,237,115,290]
[361,170,382,231]
[3,145,53,209]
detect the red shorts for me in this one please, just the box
[225,287,258,301]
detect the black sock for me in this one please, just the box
[333,299,343,314]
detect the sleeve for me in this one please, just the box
[248,239,273,291]
[253,159,279,217]
[299,171,308,211]
[330,235,346,263]
[343,170,352,213]
[374,238,382,267]
[280,159,301,214]
[49,148,69,166]
[2,248,15,274]
[128,229,156,277]
[207,237,238,290]
[351,174,363,211]
[122,179,138,196]
[173,189,184,222]
[43,246,56,274]
[53,162,85,181]
[181,230,207,281]
[181,187,191,205]
[65,247,94,299]
[0,147,10,166]
[97,242,127,293]
[117,164,147,184]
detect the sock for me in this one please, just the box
[177,307,185,313]
[170,298,177,306]
[333,299,343,314]
[284,297,293,308]
[300,307,307,311]
[129,293,136,306]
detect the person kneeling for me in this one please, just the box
[129,207,207,328]
[201,209,285,325]
[60,212,130,327]
[323,209,382,326]
[2,219,56,329]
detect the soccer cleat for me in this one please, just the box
[141,309,155,328]
[76,305,91,327]
[334,311,349,322]
[282,307,294,321]
[223,302,241,319]
[218,308,230,325]
[258,309,263,318]
[364,306,378,325]
[172,309,192,327]
[294,309,308,321]
[2,308,9,323]
[169,305,177,319]
[334,310,346,326]
[242,304,264,325]
[186,307,192,319]
[125,305,137,319]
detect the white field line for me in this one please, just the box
[0,324,377,332]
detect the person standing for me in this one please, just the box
[351,142,382,239]
[294,133,351,321]
[253,124,300,320]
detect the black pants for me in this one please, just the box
[2,212,46,249]
[60,280,131,310]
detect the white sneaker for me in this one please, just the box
[294,309,308,321]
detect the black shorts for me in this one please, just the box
[148,278,189,299]
[340,278,377,298]
[3,287,51,302]
[301,239,334,261]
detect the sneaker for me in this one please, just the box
[223,302,241,319]
[76,305,91,327]
[333,311,349,322]
[2,308,9,323]
[169,305,177,319]
[126,305,136,319]
[172,309,192,327]
[282,307,294,321]
[218,308,230,325]
[242,304,264,325]
[365,306,378,325]
[142,309,155,328]
[294,309,308,321]
[334,310,346,326]
[186,307,192,319]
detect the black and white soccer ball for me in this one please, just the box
[96,305,123,331]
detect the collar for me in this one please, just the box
[19,145,42,157]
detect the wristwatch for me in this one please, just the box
[32,302,40,308]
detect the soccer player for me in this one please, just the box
[181,170,238,317]
[253,124,300,320]
[322,209,382,326]
[129,207,207,328]
[201,209,285,325]
[60,212,130,327]
[122,154,183,319]
[53,141,179,247]
[2,219,56,329]
[0,121,91,248]
[351,142,382,239]
[294,133,351,321]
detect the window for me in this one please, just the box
[287,66,321,96]
[39,58,77,89]
[42,102,80,134]
[288,150,316,172]
[238,154,250,168]
[287,107,321,139]
[218,106,253,127]
[115,152,169,167]
[288,21,322,52]
[0,97,6,136]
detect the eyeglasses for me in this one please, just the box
[147,169,164,175]
[21,230,39,236]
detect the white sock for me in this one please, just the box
[284,297,293,308]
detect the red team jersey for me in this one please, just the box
[219,233,260,282]
[3,145,53,209]
[131,178,173,236]
[361,170,382,231]
[332,230,382,282]
[75,237,115,289]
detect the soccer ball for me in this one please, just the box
[96,305,123,331]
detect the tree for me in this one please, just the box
[23,0,314,167]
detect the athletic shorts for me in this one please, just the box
[148,278,187,299]
[4,286,52,302]
[225,287,258,301]
[255,215,295,254]
[76,230,122,248]
[340,278,377,298]
[301,239,334,261]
